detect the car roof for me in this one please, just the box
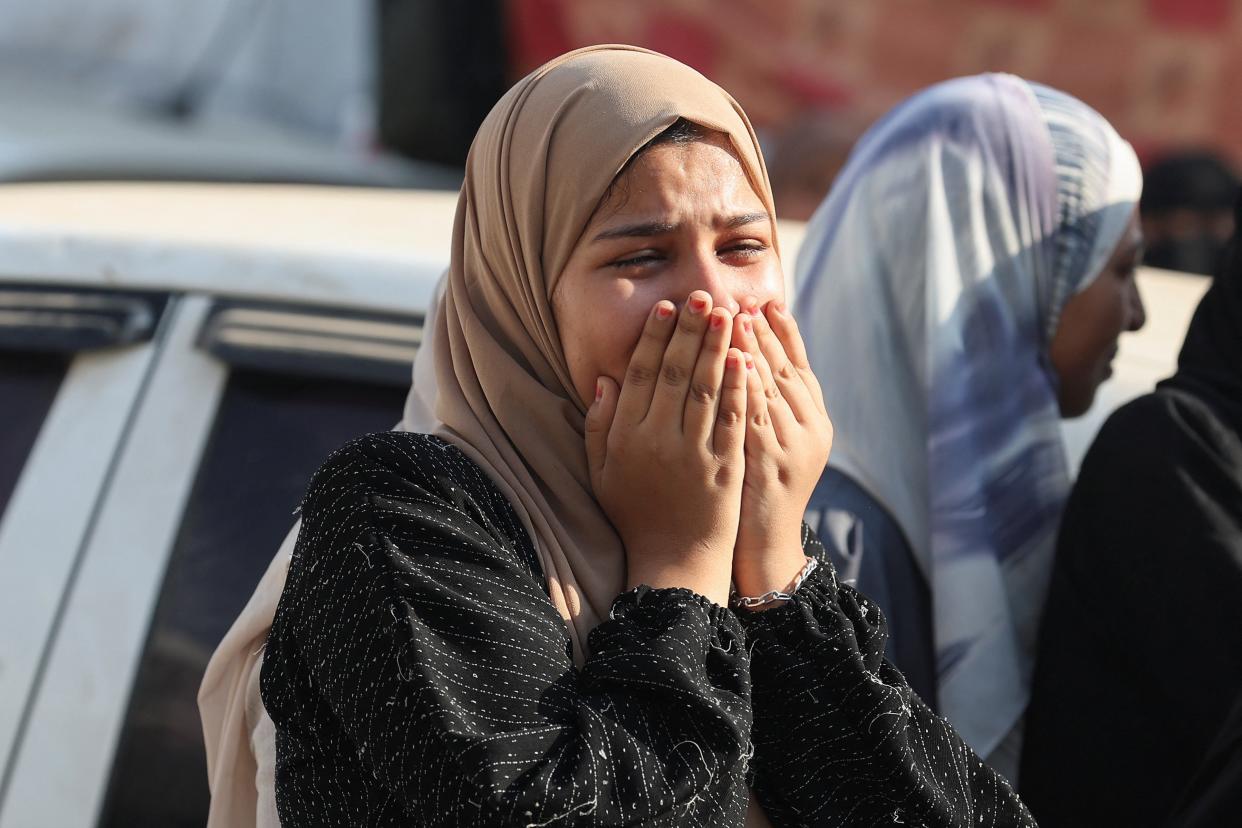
[0,183,461,313]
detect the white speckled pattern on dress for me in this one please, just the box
[261,432,1035,827]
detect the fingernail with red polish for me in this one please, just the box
[655,303,674,320]
[744,352,755,370]
[689,295,708,314]
[743,317,753,335]
[595,380,603,401]
[709,313,724,330]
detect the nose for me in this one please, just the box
[676,251,774,315]
[1126,277,1146,332]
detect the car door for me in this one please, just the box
[0,283,170,816]
[0,289,422,827]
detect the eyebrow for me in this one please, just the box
[592,211,770,242]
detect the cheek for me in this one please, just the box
[1087,284,1129,353]
[760,260,787,305]
[1064,280,1127,361]
[557,277,656,396]
[606,294,662,376]
[740,252,784,297]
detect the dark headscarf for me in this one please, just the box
[1160,188,1242,430]
[1140,152,1238,214]
[1020,190,1242,826]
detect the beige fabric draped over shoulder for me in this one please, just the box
[199,44,776,827]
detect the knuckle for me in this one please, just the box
[716,407,742,428]
[627,364,657,386]
[776,362,799,382]
[638,324,667,349]
[689,381,717,405]
[764,384,781,401]
[750,410,770,429]
[660,362,689,385]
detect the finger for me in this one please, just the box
[712,348,748,458]
[766,302,810,368]
[752,307,816,423]
[684,307,732,444]
[733,313,776,400]
[744,351,785,457]
[737,312,799,439]
[767,301,827,414]
[647,291,713,426]
[744,350,768,434]
[616,301,677,425]
[584,375,619,493]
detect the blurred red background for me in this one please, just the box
[509,0,1242,181]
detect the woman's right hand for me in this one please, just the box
[585,291,749,606]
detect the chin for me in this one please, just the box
[1057,387,1097,419]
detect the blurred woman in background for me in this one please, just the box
[1139,151,1238,276]
[1021,189,1242,827]
[793,73,1145,781]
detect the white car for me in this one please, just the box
[0,183,453,827]
[0,182,1208,827]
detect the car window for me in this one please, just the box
[0,285,169,526]
[0,351,68,520]
[96,367,408,827]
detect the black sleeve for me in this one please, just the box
[740,529,1035,827]
[261,434,753,827]
[1020,392,1242,827]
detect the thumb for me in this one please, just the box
[584,376,618,492]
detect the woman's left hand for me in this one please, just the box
[730,302,833,602]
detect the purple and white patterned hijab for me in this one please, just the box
[793,74,1141,776]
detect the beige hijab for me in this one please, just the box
[199,44,776,827]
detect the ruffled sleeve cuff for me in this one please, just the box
[586,584,751,709]
[606,585,747,652]
[735,545,894,685]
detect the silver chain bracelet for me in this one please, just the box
[731,556,819,609]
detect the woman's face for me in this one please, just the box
[1049,209,1147,417]
[552,132,784,408]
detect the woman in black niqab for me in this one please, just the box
[1019,189,1242,828]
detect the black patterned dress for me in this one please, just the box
[261,432,1035,827]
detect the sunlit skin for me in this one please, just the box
[553,133,832,606]
[554,133,784,406]
[1050,210,1147,417]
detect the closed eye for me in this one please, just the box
[609,251,663,269]
[720,241,768,262]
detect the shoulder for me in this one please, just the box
[807,467,909,548]
[1081,390,1240,481]
[306,431,502,513]
[307,431,476,492]
[299,432,536,570]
